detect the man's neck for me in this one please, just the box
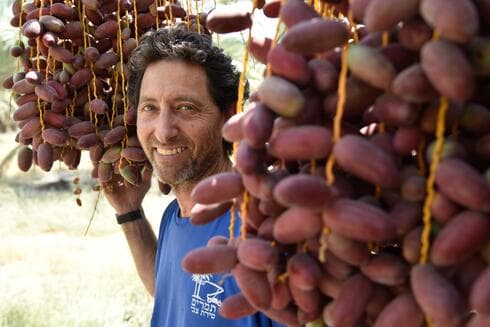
[173,158,232,217]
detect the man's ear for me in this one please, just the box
[223,102,237,121]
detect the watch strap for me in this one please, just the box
[116,208,144,224]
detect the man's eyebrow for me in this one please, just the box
[138,95,157,103]
[173,96,206,107]
[138,95,208,108]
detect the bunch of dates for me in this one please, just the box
[183,0,490,326]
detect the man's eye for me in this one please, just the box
[141,105,155,112]
[177,104,194,111]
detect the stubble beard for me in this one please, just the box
[152,139,225,188]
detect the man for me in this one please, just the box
[102,27,282,326]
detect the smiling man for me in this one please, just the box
[137,59,232,213]
[101,27,283,327]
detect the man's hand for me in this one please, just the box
[101,165,152,214]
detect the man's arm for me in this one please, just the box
[120,212,157,296]
[101,168,157,296]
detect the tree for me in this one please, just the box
[191,274,212,300]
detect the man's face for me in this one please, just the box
[136,60,226,186]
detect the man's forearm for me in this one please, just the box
[121,215,157,297]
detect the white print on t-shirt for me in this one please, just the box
[190,274,224,319]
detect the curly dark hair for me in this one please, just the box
[127,27,248,155]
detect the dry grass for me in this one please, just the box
[0,132,171,327]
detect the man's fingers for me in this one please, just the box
[100,175,125,193]
[100,165,152,193]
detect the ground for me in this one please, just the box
[0,132,172,327]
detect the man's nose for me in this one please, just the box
[154,109,179,143]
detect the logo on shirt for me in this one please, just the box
[190,274,224,319]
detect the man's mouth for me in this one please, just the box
[155,147,186,156]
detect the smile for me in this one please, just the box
[156,147,186,156]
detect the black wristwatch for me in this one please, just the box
[116,208,144,225]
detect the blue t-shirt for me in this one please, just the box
[151,199,285,327]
